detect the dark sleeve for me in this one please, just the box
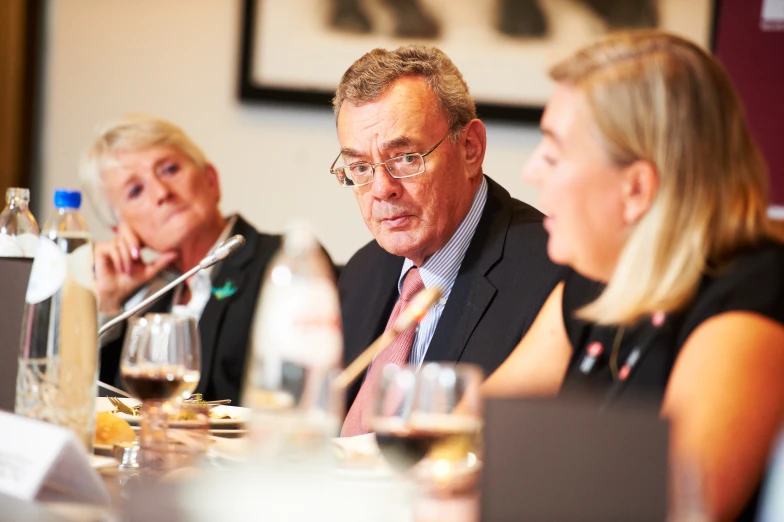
[679,242,784,343]
[561,268,606,352]
[99,334,124,392]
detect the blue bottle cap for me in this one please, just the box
[53,190,82,209]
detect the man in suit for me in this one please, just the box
[331,46,561,436]
[83,114,282,405]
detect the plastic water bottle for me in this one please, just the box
[15,190,99,452]
[0,187,39,257]
[245,222,343,458]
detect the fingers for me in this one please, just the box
[94,241,120,277]
[114,223,141,274]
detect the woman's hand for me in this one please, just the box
[94,222,178,314]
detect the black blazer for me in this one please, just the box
[338,176,562,406]
[99,215,282,405]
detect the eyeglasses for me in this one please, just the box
[329,126,456,188]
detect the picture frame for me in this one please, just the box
[239,0,719,122]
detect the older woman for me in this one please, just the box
[82,114,283,405]
[482,31,784,520]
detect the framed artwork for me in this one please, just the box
[239,0,718,122]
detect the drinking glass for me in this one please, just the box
[119,313,202,470]
[371,362,483,490]
[411,362,483,490]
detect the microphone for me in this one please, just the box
[198,234,246,269]
[97,234,246,338]
[332,286,442,389]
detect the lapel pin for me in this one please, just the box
[211,280,238,301]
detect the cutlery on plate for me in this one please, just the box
[108,396,138,416]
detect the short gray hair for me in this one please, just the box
[333,45,476,141]
[79,113,209,225]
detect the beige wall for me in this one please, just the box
[36,0,541,263]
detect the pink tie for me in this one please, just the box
[341,267,425,437]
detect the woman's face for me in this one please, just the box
[524,85,629,281]
[101,145,221,252]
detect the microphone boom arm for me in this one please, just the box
[97,264,200,338]
[96,234,246,339]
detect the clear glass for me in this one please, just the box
[139,401,210,472]
[371,362,483,491]
[120,314,201,402]
[244,222,343,461]
[119,314,202,472]
[0,187,39,257]
[15,193,98,452]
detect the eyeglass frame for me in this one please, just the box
[329,124,459,188]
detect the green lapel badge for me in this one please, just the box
[212,280,238,301]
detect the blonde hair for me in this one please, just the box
[79,114,209,225]
[552,30,771,325]
[333,45,476,142]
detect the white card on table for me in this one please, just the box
[0,411,109,505]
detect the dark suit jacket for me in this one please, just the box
[338,176,562,406]
[99,215,282,405]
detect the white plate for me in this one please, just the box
[91,455,118,469]
[330,433,396,480]
[94,397,249,428]
[93,443,114,455]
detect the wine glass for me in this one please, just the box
[370,364,422,471]
[120,313,201,401]
[119,313,201,468]
[371,362,483,488]
[410,362,483,490]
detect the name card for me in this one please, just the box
[0,411,109,505]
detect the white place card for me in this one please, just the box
[0,411,109,505]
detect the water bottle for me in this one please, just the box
[15,190,99,452]
[0,187,39,257]
[245,222,343,459]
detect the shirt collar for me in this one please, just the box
[399,176,488,301]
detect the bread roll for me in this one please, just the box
[94,411,136,446]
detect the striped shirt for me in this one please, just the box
[399,176,488,367]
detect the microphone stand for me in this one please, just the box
[97,264,200,338]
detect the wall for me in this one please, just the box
[36,0,541,263]
[714,0,784,209]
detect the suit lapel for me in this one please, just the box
[358,250,403,354]
[194,217,258,396]
[424,178,511,364]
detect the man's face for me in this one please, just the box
[336,77,480,265]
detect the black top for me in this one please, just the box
[560,240,784,520]
[561,240,784,406]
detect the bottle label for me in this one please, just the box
[15,234,39,258]
[26,237,67,304]
[254,277,343,387]
[0,235,25,257]
[67,243,96,294]
[0,234,38,258]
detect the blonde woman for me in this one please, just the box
[483,31,784,520]
[82,114,284,405]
